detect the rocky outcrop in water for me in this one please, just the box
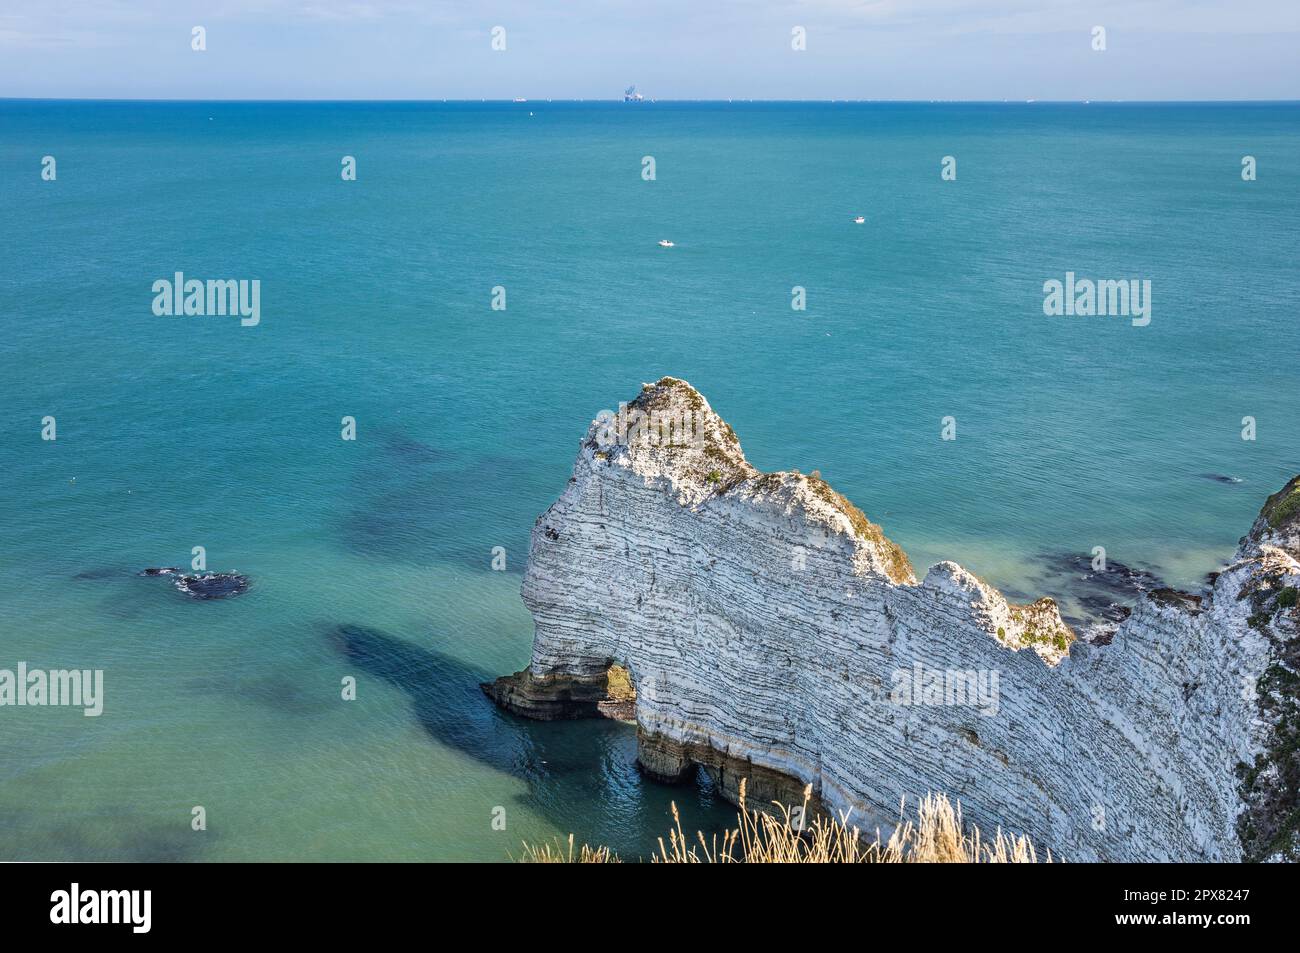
[140,568,250,599]
[173,572,250,599]
[484,378,1300,862]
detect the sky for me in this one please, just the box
[1,0,1297,101]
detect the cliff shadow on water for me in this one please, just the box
[324,623,734,846]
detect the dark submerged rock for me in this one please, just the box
[173,572,250,599]
[1038,552,1167,633]
[73,567,127,580]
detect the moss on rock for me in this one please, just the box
[805,475,915,584]
[1237,663,1300,862]
[1262,477,1300,533]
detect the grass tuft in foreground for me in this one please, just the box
[517,833,619,864]
[519,779,1049,863]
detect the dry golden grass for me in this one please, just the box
[520,779,1050,863]
[873,791,1046,863]
[517,833,619,864]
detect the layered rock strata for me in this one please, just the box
[484,378,1300,862]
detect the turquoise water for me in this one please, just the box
[1,101,1297,861]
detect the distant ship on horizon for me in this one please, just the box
[624,85,644,103]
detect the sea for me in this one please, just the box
[1,100,1297,860]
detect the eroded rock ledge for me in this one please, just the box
[484,378,1300,862]
[482,665,635,722]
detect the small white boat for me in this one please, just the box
[658,240,674,247]
[853,216,865,224]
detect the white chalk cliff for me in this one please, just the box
[485,378,1300,862]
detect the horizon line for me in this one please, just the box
[4,97,1299,105]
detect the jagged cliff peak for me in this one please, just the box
[586,377,916,584]
[586,377,754,497]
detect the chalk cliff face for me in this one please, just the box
[485,378,1300,862]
